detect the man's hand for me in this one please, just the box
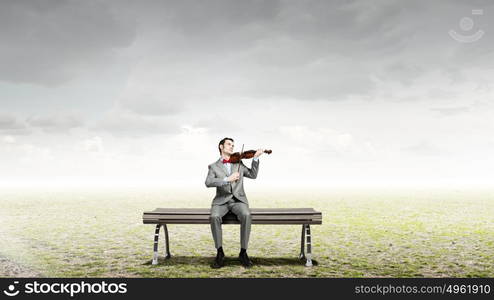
[227,172,240,182]
[254,148,264,158]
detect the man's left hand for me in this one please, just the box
[254,148,264,158]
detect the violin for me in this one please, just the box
[229,149,272,163]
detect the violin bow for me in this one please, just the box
[237,144,244,173]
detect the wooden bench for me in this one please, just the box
[142,208,322,267]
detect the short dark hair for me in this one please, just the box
[218,137,234,154]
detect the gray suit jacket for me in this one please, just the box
[205,158,259,206]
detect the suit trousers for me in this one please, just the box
[210,198,252,250]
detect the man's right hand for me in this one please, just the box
[227,172,240,182]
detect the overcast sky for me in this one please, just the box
[1,0,493,188]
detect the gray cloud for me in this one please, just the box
[111,0,494,101]
[401,140,446,156]
[193,115,242,134]
[118,93,183,116]
[0,0,136,86]
[26,113,84,132]
[0,113,31,135]
[0,112,84,134]
[2,0,494,104]
[93,108,180,137]
[164,0,280,35]
[430,106,471,116]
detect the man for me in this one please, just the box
[205,137,264,268]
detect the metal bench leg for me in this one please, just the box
[164,224,171,259]
[152,224,161,265]
[299,224,306,259]
[305,224,313,267]
[152,224,172,265]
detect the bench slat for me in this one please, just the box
[146,208,319,215]
[144,214,321,220]
[143,219,322,225]
[143,207,323,225]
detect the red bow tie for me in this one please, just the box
[222,159,231,164]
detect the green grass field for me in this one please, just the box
[1,187,493,277]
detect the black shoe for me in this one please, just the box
[239,251,253,268]
[211,248,225,269]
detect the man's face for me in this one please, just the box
[222,140,234,155]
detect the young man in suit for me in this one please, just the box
[205,137,264,268]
